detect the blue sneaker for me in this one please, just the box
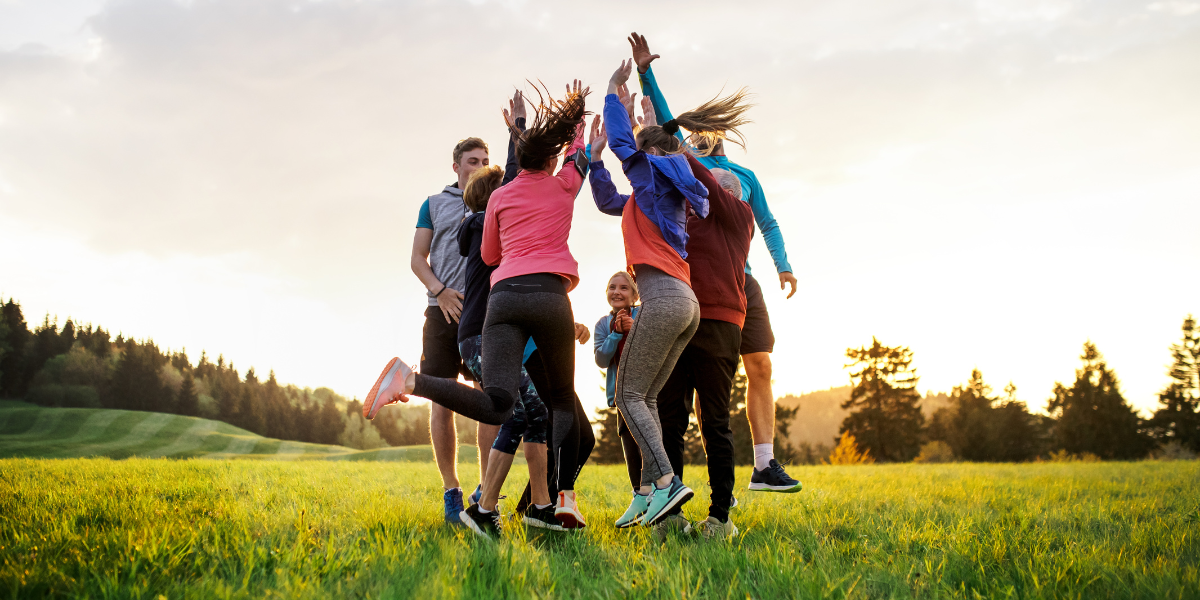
[444,488,465,525]
[467,484,505,507]
[642,476,694,527]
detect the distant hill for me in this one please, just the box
[778,387,951,449]
[0,401,479,462]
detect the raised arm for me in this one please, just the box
[502,90,527,185]
[630,33,682,144]
[553,80,590,194]
[588,115,628,216]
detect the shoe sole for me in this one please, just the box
[365,358,402,419]
[458,510,497,540]
[615,513,645,529]
[555,509,587,529]
[643,487,694,527]
[747,482,803,493]
[522,516,567,532]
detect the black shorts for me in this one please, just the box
[421,306,470,380]
[740,273,776,355]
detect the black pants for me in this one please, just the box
[413,274,578,473]
[657,319,741,522]
[524,348,594,493]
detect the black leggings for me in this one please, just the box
[524,347,594,492]
[412,274,578,472]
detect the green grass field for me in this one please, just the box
[0,401,477,463]
[1,405,1198,599]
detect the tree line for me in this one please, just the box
[0,298,433,450]
[833,315,1199,462]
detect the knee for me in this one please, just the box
[743,352,772,382]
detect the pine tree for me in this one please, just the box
[1048,342,1150,459]
[176,372,200,416]
[1148,315,1200,452]
[0,300,30,397]
[839,338,925,462]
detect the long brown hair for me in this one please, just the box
[636,87,753,157]
[511,82,590,171]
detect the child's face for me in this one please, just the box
[607,277,634,309]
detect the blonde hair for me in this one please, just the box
[636,87,753,157]
[609,271,639,304]
[463,165,504,213]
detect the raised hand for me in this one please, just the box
[637,95,657,128]
[607,59,633,95]
[617,83,637,120]
[589,115,607,159]
[502,89,526,130]
[628,32,660,74]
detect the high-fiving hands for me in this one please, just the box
[628,32,660,74]
[637,95,656,128]
[502,89,526,130]
[589,115,607,160]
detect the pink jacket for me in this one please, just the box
[482,126,586,291]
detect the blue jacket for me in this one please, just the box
[594,306,641,407]
[589,94,709,260]
[638,66,793,275]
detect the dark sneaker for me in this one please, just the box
[643,476,694,526]
[460,503,502,539]
[522,505,566,531]
[444,488,465,525]
[748,459,802,493]
[729,495,739,509]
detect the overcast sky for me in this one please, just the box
[2,0,1198,417]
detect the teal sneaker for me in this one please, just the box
[642,476,693,527]
[615,491,651,529]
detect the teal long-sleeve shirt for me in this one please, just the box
[637,65,793,276]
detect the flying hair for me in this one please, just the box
[636,87,753,157]
[509,81,591,172]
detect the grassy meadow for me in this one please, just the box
[1,403,1198,598]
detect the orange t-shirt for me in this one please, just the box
[620,195,690,285]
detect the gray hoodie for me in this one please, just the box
[418,184,469,307]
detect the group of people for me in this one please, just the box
[363,33,803,541]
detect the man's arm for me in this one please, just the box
[411,221,464,323]
[743,173,796,296]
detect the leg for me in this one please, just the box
[523,442,550,506]
[739,274,779,468]
[617,413,642,491]
[744,352,774,446]
[615,294,700,490]
[430,404,459,490]
[557,393,594,491]
[476,419,500,482]
[479,449,515,512]
[656,345,696,483]
[690,321,741,522]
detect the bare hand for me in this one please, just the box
[617,84,637,120]
[779,272,798,299]
[628,32,660,74]
[574,323,591,344]
[589,115,607,159]
[608,59,632,94]
[613,308,633,334]
[436,288,464,323]
[566,79,588,98]
[637,95,656,128]
[502,89,526,129]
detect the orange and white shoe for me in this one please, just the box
[554,490,587,529]
[364,358,412,419]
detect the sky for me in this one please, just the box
[1,0,1198,418]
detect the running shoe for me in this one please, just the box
[615,492,651,529]
[467,485,505,507]
[694,516,739,541]
[748,459,802,493]
[364,358,411,419]
[460,503,502,539]
[522,505,567,531]
[444,488,465,526]
[554,491,587,529]
[729,495,739,509]
[642,476,693,527]
[652,513,692,543]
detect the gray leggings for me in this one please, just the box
[614,265,700,486]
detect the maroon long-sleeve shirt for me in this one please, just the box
[683,154,755,327]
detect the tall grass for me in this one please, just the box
[1,459,1197,599]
